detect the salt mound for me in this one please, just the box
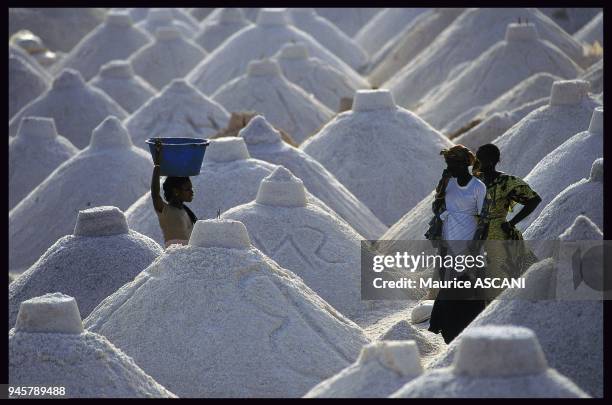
[304,341,422,398]
[8,8,106,53]
[84,218,369,397]
[288,8,368,72]
[125,79,229,148]
[212,59,333,144]
[522,107,603,230]
[9,206,162,328]
[302,89,453,226]
[239,115,387,239]
[560,214,603,241]
[130,27,206,90]
[273,43,368,111]
[580,59,603,94]
[385,8,586,110]
[9,29,59,68]
[189,7,214,21]
[135,8,197,39]
[418,23,581,132]
[541,7,601,35]
[355,8,429,57]
[9,117,152,272]
[315,8,383,37]
[368,9,464,87]
[10,293,175,398]
[90,60,157,113]
[223,166,368,318]
[524,158,603,241]
[188,8,366,95]
[380,320,439,358]
[394,325,589,398]
[194,8,251,52]
[127,7,199,30]
[9,55,49,120]
[55,11,152,81]
[494,80,600,177]
[8,69,128,149]
[574,11,603,46]
[9,117,78,210]
[9,43,50,81]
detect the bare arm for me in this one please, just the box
[151,141,164,213]
[509,196,542,227]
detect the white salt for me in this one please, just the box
[194,8,251,52]
[9,43,50,81]
[314,8,383,37]
[580,58,602,94]
[135,8,197,39]
[127,7,199,30]
[541,7,601,35]
[212,59,333,145]
[9,55,49,120]
[189,7,215,21]
[559,214,603,241]
[9,69,128,149]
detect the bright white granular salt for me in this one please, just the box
[394,325,589,398]
[304,340,423,398]
[273,43,368,111]
[559,214,603,241]
[130,26,206,90]
[315,8,383,37]
[522,107,603,230]
[494,80,600,177]
[418,23,582,132]
[89,60,157,113]
[239,115,387,239]
[573,11,603,46]
[301,89,453,226]
[54,11,152,81]
[212,59,333,145]
[9,117,152,273]
[135,8,197,39]
[9,206,162,328]
[9,69,128,149]
[125,79,229,149]
[194,8,251,52]
[380,320,441,360]
[188,8,366,95]
[222,166,367,318]
[385,8,586,110]
[9,293,175,398]
[9,117,78,210]
[84,218,370,397]
[9,55,49,120]
[288,8,369,72]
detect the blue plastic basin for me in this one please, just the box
[146,137,210,177]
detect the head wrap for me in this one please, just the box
[440,144,476,166]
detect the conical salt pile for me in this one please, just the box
[127,7,199,30]
[9,117,152,272]
[239,115,387,239]
[385,8,585,110]
[9,293,175,398]
[9,117,78,210]
[9,54,49,120]
[135,8,197,39]
[194,8,251,52]
[55,11,152,81]
[393,326,589,398]
[273,43,367,111]
[418,23,581,132]
[130,26,206,90]
[315,8,382,37]
[302,89,453,226]
[9,69,128,149]
[90,60,157,113]
[125,79,229,148]
[188,8,366,95]
[573,11,603,46]
[580,59,602,94]
[288,8,368,72]
[524,158,603,241]
[9,206,162,328]
[84,218,369,397]
[223,166,366,318]
[213,59,333,144]
[305,341,423,398]
[381,320,442,359]
[9,43,50,81]
[523,107,603,230]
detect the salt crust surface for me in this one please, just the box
[239,115,387,239]
[15,293,83,334]
[573,11,602,45]
[301,89,453,226]
[135,8,197,40]
[130,27,206,90]
[314,8,383,37]
[273,43,367,111]
[385,8,585,110]
[54,11,152,81]
[212,59,333,145]
[304,340,422,398]
[9,44,51,81]
[90,60,157,113]
[125,79,229,149]
[9,117,152,272]
[9,55,49,120]
[126,7,199,30]
[84,236,369,397]
[9,117,78,210]
[580,59,602,94]
[9,69,128,149]
[194,8,251,52]
[288,8,368,72]
[559,214,602,241]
